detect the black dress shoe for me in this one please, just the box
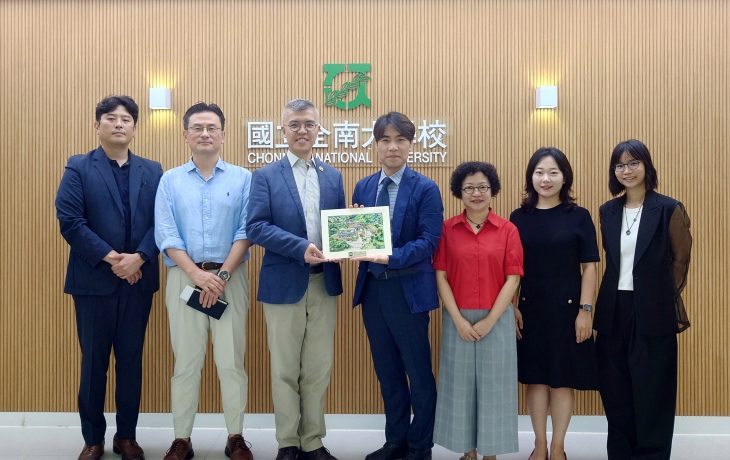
[365,442,409,460]
[276,446,300,460]
[299,446,337,460]
[403,448,432,460]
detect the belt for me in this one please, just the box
[374,266,422,280]
[309,264,324,274]
[195,262,223,271]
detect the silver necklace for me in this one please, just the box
[624,204,643,235]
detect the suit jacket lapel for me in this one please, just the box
[279,158,306,223]
[603,197,623,271]
[92,147,124,216]
[128,152,143,222]
[391,168,414,244]
[634,191,661,266]
[313,159,331,209]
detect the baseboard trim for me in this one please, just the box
[1,413,729,435]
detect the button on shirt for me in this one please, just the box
[433,210,524,310]
[287,151,322,249]
[155,158,252,267]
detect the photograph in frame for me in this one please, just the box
[321,206,392,259]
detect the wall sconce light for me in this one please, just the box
[535,86,558,109]
[149,87,172,110]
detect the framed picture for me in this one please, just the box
[321,206,392,259]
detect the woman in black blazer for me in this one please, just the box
[595,139,692,460]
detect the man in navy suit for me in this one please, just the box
[247,99,344,460]
[351,112,443,460]
[56,96,162,460]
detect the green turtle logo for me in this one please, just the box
[323,63,372,110]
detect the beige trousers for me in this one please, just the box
[165,263,249,438]
[263,273,337,452]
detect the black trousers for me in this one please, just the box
[73,284,153,445]
[596,291,677,460]
[361,273,437,451]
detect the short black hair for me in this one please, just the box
[183,102,225,130]
[450,161,501,199]
[373,112,416,142]
[608,139,658,196]
[521,147,575,209]
[95,95,139,124]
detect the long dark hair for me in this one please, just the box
[521,147,575,209]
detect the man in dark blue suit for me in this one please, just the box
[247,99,344,460]
[56,96,162,460]
[351,112,443,460]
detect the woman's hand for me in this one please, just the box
[473,317,495,341]
[575,310,593,343]
[514,307,524,340]
[454,315,481,342]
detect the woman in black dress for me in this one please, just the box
[510,148,599,460]
[595,140,691,460]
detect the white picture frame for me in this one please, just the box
[321,206,392,259]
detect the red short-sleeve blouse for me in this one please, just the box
[433,210,524,310]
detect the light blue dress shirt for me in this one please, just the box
[155,158,252,267]
[377,164,406,218]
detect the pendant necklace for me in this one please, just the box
[466,214,486,229]
[624,204,643,235]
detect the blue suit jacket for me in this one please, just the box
[351,166,443,313]
[56,147,163,296]
[246,156,344,304]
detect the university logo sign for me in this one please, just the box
[323,63,372,110]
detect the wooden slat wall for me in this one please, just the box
[0,0,727,416]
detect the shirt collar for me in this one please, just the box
[451,209,503,229]
[287,150,315,168]
[184,157,226,174]
[379,164,407,186]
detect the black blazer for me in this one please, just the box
[595,191,692,337]
[56,147,163,296]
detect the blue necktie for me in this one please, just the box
[375,176,393,209]
[369,177,393,278]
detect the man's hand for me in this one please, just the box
[190,269,226,300]
[350,254,389,264]
[199,289,221,309]
[304,243,328,265]
[111,252,144,278]
[103,250,122,265]
[124,270,143,285]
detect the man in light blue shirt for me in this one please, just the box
[155,102,254,460]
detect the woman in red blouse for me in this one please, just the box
[433,162,524,460]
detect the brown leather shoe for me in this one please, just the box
[78,443,104,460]
[164,438,194,460]
[225,434,253,460]
[113,435,145,460]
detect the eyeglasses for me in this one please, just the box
[188,125,221,135]
[461,185,491,194]
[286,122,318,132]
[614,160,641,172]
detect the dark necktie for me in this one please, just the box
[375,176,393,210]
[369,177,393,278]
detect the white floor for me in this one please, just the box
[1,414,729,459]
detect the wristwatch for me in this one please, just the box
[217,270,231,282]
[580,303,593,313]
